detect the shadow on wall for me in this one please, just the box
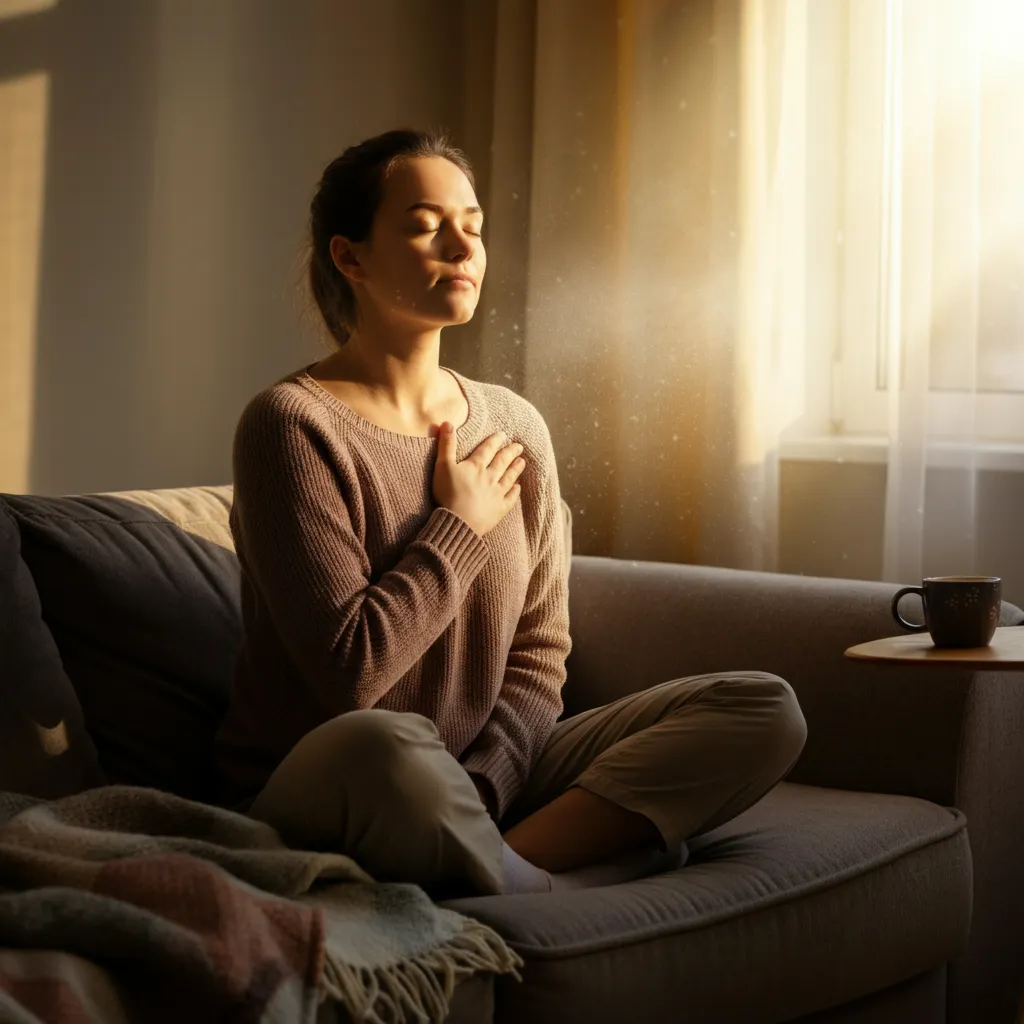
[1,0,486,497]
[780,460,1024,611]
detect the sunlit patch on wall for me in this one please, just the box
[0,70,48,493]
[0,0,57,20]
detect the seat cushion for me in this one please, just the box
[1,487,241,801]
[0,503,104,798]
[442,782,971,1024]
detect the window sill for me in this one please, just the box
[779,436,1024,471]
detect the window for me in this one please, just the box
[825,0,1024,444]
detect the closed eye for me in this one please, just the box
[416,224,483,237]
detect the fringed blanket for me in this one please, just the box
[0,786,521,1023]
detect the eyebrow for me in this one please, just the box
[405,202,483,217]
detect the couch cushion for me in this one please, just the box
[442,782,970,1023]
[1,487,240,802]
[0,503,104,798]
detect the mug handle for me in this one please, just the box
[891,586,928,632]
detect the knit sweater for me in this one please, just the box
[213,362,572,821]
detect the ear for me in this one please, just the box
[330,235,365,285]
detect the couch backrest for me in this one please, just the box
[1,485,573,803]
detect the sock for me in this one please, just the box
[548,842,689,891]
[500,840,688,894]
[500,840,553,894]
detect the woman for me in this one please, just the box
[214,128,807,897]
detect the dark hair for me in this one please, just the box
[307,127,476,347]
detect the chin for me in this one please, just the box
[412,293,478,329]
[441,300,479,326]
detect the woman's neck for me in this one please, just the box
[325,333,446,405]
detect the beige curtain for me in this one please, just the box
[477,0,806,569]
[483,0,749,566]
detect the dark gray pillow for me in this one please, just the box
[2,487,241,802]
[0,500,104,797]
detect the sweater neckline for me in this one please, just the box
[295,362,486,453]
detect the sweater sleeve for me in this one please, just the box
[459,415,572,820]
[231,392,490,712]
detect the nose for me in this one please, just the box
[442,224,478,263]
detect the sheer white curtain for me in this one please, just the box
[880,0,1018,585]
[738,0,1024,582]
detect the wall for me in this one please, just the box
[779,459,1024,608]
[0,0,496,496]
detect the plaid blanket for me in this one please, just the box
[0,786,522,1023]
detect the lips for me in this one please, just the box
[440,274,476,287]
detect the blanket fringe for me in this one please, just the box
[319,917,524,1024]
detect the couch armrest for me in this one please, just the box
[565,555,1024,806]
[565,555,1024,1022]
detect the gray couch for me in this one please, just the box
[2,483,1023,1024]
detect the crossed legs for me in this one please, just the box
[248,671,808,895]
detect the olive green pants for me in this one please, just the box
[248,671,807,897]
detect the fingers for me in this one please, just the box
[436,421,456,464]
[468,430,507,467]
[477,432,527,491]
[441,426,527,490]
[492,439,525,476]
[498,453,526,490]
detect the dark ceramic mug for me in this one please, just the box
[890,575,1002,648]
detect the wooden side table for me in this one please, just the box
[847,624,1024,1024]
[845,626,1024,668]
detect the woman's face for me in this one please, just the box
[335,155,486,331]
